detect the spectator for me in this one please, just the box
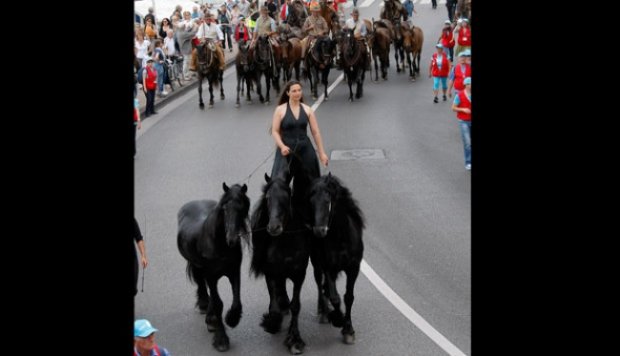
[238,0,251,19]
[191,5,201,19]
[438,20,455,61]
[152,40,168,96]
[429,43,451,103]
[218,4,234,52]
[158,18,172,40]
[403,0,417,19]
[144,17,157,41]
[451,77,471,170]
[446,0,457,22]
[135,30,151,73]
[163,30,177,57]
[142,58,158,117]
[144,7,157,27]
[235,15,251,44]
[447,50,471,98]
[134,319,170,356]
[133,99,142,159]
[454,18,471,57]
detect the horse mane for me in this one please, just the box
[208,185,251,247]
[312,174,365,232]
[250,176,291,277]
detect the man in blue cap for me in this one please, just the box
[134,319,170,355]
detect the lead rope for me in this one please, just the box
[141,214,146,293]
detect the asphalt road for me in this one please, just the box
[135,1,470,355]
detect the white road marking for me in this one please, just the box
[360,260,468,356]
[310,73,345,112]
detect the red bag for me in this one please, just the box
[192,37,200,46]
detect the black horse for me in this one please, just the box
[254,35,279,104]
[302,36,336,100]
[196,40,225,109]
[177,183,251,352]
[250,173,312,355]
[308,173,365,345]
[235,41,257,108]
[339,29,368,101]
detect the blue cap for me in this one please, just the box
[444,20,452,24]
[134,319,158,337]
[459,49,471,57]
[463,77,471,85]
[435,43,443,49]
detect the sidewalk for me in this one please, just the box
[138,44,239,117]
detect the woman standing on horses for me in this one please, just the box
[270,80,329,209]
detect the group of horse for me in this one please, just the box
[177,172,365,354]
[192,0,424,107]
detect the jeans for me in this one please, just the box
[458,119,471,166]
[154,62,165,92]
[221,25,233,49]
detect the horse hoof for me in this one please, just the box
[215,343,229,352]
[199,103,205,109]
[225,308,242,328]
[349,97,353,102]
[213,335,230,352]
[235,103,240,108]
[221,95,225,100]
[209,104,214,109]
[343,333,356,345]
[318,313,329,324]
[265,101,270,105]
[324,96,329,101]
[284,335,306,355]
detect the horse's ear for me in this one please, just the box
[328,171,332,178]
[223,182,230,192]
[264,173,271,182]
[241,184,248,193]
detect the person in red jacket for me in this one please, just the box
[142,58,158,117]
[438,19,455,62]
[429,43,451,103]
[451,76,471,170]
[447,49,471,98]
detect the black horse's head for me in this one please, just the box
[308,173,338,238]
[256,35,272,64]
[313,37,335,67]
[237,41,252,70]
[341,28,357,57]
[263,171,291,236]
[220,182,251,246]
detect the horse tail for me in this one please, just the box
[185,260,197,284]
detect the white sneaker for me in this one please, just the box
[465,164,471,170]
[161,90,169,96]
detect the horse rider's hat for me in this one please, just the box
[310,2,320,11]
[134,319,158,338]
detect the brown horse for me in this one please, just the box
[195,40,224,109]
[369,20,391,81]
[339,28,368,101]
[235,41,257,108]
[319,0,341,37]
[279,36,303,84]
[409,25,423,80]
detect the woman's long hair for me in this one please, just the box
[277,80,305,105]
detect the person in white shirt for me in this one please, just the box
[193,12,226,71]
[343,8,370,69]
[180,11,195,31]
[163,29,177,57]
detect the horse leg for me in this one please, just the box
[325,271,345,328]
[277,278,291,315]
[208,80,214,108]
[322,68,329,101]
[373,56,379,82]
[265,71,271,104]
[355,69,363,99]
[206,277,230,352]
[224,267,242,328]
[191,265,210,313]
[236,75,241,108]
[246,76,253,103]
[311,253,330,323]
[395,47,400,73]
[198,77,205,109]
[261,276,284,333]
[257,73,264,104]
[341,266,360,344]
[347,72,354,102]
[284,273,307,355]
[220,70,225,100]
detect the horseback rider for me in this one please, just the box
[192,12,226,71]
[250,6,279,49]
[344,8,371,70]
[380,0,408,40]
[300,2,329,66]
